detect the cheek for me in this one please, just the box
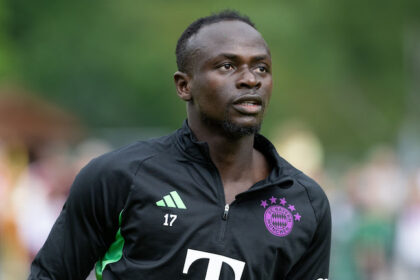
[193,74,230,103]
[203,73,228,90]
[263,78,273,101]
[265,76,273,90]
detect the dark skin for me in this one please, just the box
[174,20,273,204]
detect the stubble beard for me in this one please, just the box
[200,106,264,138]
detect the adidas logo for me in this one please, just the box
[156,191,187,209]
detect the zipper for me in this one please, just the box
[207,159,231,242]
[213,158,229,242]
[222,204,229,220]
[218,203,230,242]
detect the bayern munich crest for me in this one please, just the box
[260,196,301,237]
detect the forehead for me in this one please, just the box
[188,20,270,63]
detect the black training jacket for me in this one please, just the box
[29,121,331,280]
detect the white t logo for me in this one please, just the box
[183,249,245,280]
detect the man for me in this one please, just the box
[29,10,331,280]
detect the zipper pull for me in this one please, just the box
[222,204,229,220]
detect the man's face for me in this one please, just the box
[186,20,273,137]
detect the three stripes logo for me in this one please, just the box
[156,191,187,209]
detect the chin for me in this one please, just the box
[221,119,262,137]
[200,111,263,137]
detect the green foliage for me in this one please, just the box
[0,0,15,79]
[1,0,417,159]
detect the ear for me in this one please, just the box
[174,71,192,101]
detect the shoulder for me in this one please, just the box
[292,172,330,223]
[83,131,178,177]
[274,155,330,223]
[71,132,178,199]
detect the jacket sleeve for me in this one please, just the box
[286,175,332,280]
[28,155,133,280]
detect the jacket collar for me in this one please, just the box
[175,120,294,184]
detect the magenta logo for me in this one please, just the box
[260,196,301,237]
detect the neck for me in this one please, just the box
[188,118,257,181]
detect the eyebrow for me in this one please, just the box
[210,53,271,64]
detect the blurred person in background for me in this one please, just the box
[0,88,82,278]
[0,141,30,280]
[329,147,407,280]
[11,144,75,258]
[350,147,403,280]
[393,169,420,279]
[29,10,331,280]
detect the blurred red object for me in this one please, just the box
[0,87,83,146]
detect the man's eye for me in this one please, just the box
[220,63,234,71]
[256,66,267,73]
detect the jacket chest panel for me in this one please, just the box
[222,187,318,272]
[117,159,318,276]
[121,172,224,262]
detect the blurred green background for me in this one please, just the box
[1,0,419,160]
[1,0,420,279]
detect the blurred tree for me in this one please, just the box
[1,0,417,160]
[0,0,15,80]
[261,0,406,158]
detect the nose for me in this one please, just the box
[236,68,261,89]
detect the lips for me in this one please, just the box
[232,94,263,115]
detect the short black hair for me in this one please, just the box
[175,10,256,73]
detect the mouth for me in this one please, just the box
[232,95,263,115]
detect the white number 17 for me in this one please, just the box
[163,214,177,226]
